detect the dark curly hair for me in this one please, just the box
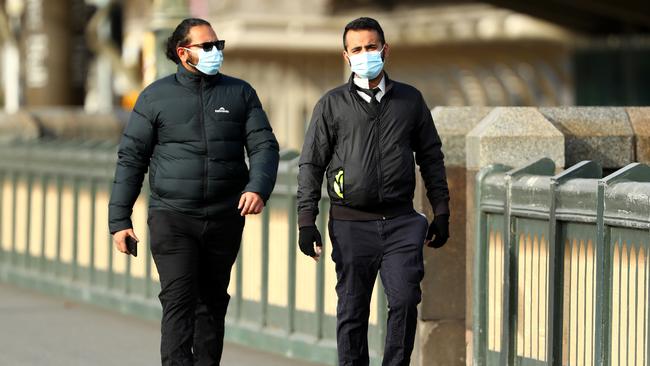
[165,18,211,64]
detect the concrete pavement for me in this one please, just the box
[0,283,325,366]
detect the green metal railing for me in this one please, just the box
[0,140,388,366]
[473,158,650,365]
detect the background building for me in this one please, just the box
[1,0,648,148]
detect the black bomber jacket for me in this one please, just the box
[297,73,449,227]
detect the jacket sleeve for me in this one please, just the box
[297,100,333,227]
[243,86,280,202]
[108,92,156,234]
[412,93,450,216]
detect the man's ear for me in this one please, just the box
[177,47,188,63]
[381,43,389,61]
[342,50,350,66]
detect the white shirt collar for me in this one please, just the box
[353,74,386,103]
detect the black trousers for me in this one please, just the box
[329,212,428,366]
[148,209,244,366]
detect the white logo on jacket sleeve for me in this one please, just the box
[215,107,230,113]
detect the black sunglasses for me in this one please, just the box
[184,40,225,52]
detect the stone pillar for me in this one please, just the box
[92,1,114,114]
[21,0,86,106]
[464,107,564,364]
[414,107,492,366]
[150,0,189,79]
[3,43,20,112]
[3,0,23,112]
[627,107,650,165]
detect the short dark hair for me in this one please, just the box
[343,17,385,50]
[165,18,212,64]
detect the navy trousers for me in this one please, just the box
[148,209,244,366]
[328,212,428,366]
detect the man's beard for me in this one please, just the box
[187,52,199,67]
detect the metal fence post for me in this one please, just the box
[261,201,270,328]
[72,177,80,280]
[89,178,97,285]
[287,194,297,334]
[107,180,114,289]
[595,171,611,365]
[55,174,64,276]
[39,174,48,272]
[595,163,650,365]
[10,171,18,265]
[473,163,510,365]
[0,171,4,263]
[548,161,602,364]
[316,199,327,340]
[24,173,33,268]
[500,158,555,365]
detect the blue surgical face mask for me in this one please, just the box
[347,46,385,79]
[185,47,223,75]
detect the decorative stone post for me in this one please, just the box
[465,107,564,364]
[539,107,635,169]
[414,107,491,366]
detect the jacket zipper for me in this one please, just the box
[375,113,384,202]
[199,77,208,214]
[353,90,385,203]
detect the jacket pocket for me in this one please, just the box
[326,155,345,204]
[332,168,344,199]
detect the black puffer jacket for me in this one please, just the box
[109,65,279,233]
[297,73,449,226]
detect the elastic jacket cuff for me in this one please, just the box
[298,211,316,228]
[431,199,450,217]
[109,220,133,235]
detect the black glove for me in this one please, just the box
[426,214,449,248]
[299,226,322,257]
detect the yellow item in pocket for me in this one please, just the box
[334,170,344,198]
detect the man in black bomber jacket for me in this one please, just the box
[108,18,279,365]
[297,17,450,366]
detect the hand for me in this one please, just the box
[425,214,449,248]
[113,228,139,255]
[299,226,323,262]
[238,192,264,216]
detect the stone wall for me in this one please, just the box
[0,108,128,143]
[415,106,650,366]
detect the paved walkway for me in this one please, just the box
[0,283,325,366]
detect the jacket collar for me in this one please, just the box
[347,71,394,95]
[176,64,221,88]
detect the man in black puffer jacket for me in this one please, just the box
[297,17,449,366]
[108,18,279,365]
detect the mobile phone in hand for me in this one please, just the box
[125,236,138,257]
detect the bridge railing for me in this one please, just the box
[0,139,388,366]
[474,157,650,365]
